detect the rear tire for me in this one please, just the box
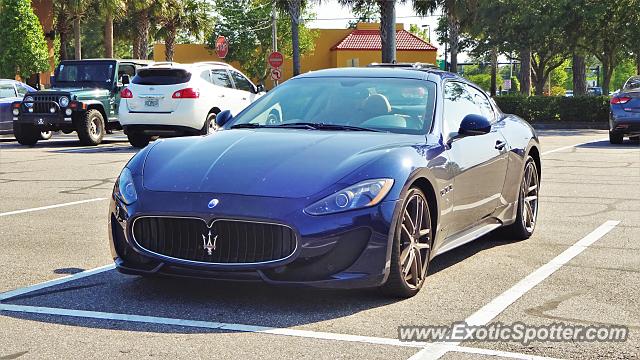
[127,132,151,148]
[502,156,539,240]
[201,112,218,135]
[77,109,105,146]
[13,122,39,146]
[609,131,624,144]
[380,187,433,298]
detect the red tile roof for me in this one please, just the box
[332,30,437,51]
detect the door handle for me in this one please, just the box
[495,140,506,150]
[219,94,225,98]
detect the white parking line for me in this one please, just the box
[541,138,608,156]
[0,198,107,217]
[408,220,620,360]
[0,264,115,301]
[0,303,561,360]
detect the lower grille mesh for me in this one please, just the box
[132,217,297,264]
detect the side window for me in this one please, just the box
[210,69,234,89]
[16,85,28,97]
[466,85,496,122]
[118,64,136,81]
[200,70,212,83]
[230,71,255,93]
[443,81,477,135]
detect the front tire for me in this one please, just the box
[13,122,39,146]
[77,109,105,145]
[381,187,433,298]
[502,156,539,240]
[127,132,151,148]
[609,131,623,144]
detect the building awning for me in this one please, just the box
[332,29,437,51]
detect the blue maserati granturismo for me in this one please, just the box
[109,64,541,297]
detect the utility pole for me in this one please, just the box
[271,1,278,86]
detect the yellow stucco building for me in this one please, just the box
[154,23,437,88]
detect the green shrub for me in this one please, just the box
[493,95,609,123]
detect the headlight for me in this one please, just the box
[59,96,69,107]
[24,96,34,108]
[115,167,138,204]
[12,108,19,116]
[304,179,394,215]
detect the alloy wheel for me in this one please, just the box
[399,193,432,289]
[521,161,539,233]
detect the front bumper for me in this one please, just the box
[15,113,73,127]
[108,189,400,289]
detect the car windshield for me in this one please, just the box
[623,77,640,92]
[0,83,16,99]
[229,77,437,135]
[55,62,115,88]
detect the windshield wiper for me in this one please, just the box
[230,123,274,129]
[278,122,381,132]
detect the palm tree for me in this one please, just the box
[414,0,477,73]
[156,0,211,61]
[339,0,399,63]
[99,0,126,58]
[128,0,156,59]
[276,0,303,76]
[68,0,88,60]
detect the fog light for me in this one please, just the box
[65,108,72,116]
[49,107,56,113]
[12,108,19,116]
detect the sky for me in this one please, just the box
[303,0,468,61]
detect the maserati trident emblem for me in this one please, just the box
[202,230,218,255]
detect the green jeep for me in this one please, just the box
[12,59,150,146]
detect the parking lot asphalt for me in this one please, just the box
[0,130,638,359]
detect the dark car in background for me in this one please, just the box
[609,76,640,144]
[0,79,51,140]
[109,65,541,298]
[11,59,150,146]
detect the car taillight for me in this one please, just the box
[172,88,199,99]
[611,96,631,104]
[120,88,133,98]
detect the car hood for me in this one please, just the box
[142,129,419,198]
[38,87,111,99]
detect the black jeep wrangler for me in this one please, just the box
[12,59,150,145]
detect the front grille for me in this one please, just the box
[132,217,297,264]
[31,95,59,114]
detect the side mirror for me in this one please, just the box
[458,114,491,137]
[121,74,130,85]
[216,110,233,128]
[255,84,265,93]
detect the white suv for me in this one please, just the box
[118,62,263,147]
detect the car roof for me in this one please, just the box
[296,66,464,83]
[59,59,152,65]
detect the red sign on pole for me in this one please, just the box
[268,51,284,68]
[215,36,229,59]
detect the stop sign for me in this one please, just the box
[215,36,229,59]
[268,51,284,68]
